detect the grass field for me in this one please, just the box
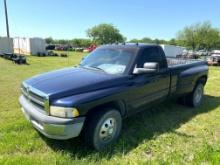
[0,52,220,164]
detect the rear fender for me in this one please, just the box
[177,65,208,94]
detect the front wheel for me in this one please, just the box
[84,109,122,151]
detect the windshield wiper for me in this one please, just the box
[79,65,106,73]
[90,66,106,73]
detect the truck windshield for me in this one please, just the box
[80,48,135,74]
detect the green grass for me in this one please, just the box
[0,52,220,164]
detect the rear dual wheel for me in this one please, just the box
[179,82,204,107]
[192,83,204,107]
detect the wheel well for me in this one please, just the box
[197,75,207,85]
[86,101,126,119]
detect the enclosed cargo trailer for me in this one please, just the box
[0,37,13,54]
[160,44,184,57]
[13,37,46,55]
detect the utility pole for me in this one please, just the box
[4,0,10,38]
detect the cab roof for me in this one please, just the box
[100,43,160,49]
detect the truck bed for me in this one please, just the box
[167,58,205,68]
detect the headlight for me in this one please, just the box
[50,106,79,118]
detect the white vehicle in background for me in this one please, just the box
[197,50,208,56]
[160,44,184,58]
[211,50,220,55]
[207,50,220,65]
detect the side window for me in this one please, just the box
[137,47,163,68]
[157,47,168,69]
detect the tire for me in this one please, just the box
[84,109,122,151]
[185,82,204,107]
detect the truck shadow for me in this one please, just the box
[40,94,220,159]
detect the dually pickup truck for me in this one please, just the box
[19,43,208,150]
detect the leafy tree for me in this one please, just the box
[216,38,220,49]
[87,23,125,44]
[45,37,54,44]
[177,21,220,50]
[44,37,92,47]
[58,39,69,45]
[70,39,92,47]
[154,39,160,45]
[129,37,168,45]
[141,37,154,43]
[168,38,177,45]
[129,38,140,43]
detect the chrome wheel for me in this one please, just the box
[193,84,204,105]
[99,118,116,142]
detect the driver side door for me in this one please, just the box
[126,47,170,114]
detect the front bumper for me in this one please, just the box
[19,96,85,140]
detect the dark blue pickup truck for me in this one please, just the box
[19,43,208,150]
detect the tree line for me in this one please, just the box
[45,21,220,50]
[45,38,92,48]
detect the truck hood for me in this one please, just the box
[24,67,126,99]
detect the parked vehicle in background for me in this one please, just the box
[75,48,84,52]
[207,50,220,65]
[178,50,200,59]
[160,44,184,57]
[55,45,72,51]
[46,44,56,50]
[19,43,208,150]
[212,50,220,54]
[197,50,209,56]
[84,44,97,53]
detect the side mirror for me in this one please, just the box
[133,62,159,74]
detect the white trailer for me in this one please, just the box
[160,44,184,57]
[0,37,13,54]
[13,37,46,55]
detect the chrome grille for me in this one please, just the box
[21,83,49,112]
[28,91,45,106]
